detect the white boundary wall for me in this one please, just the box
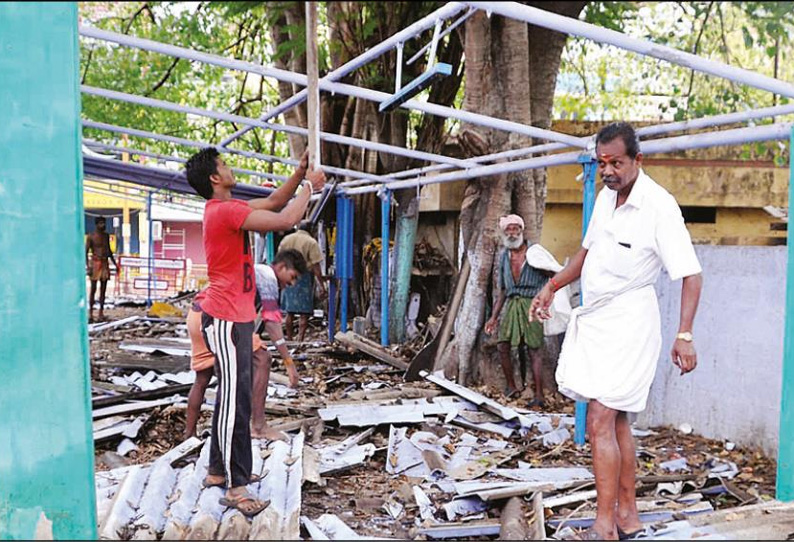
[638,245,786,457]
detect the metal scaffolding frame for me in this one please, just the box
[77,1,794,498]
[78,1,794,195]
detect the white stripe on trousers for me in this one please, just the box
[212,317,238,486]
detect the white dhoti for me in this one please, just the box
[555,285,660,413]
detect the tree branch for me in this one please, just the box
[685,1,715,114]
[81,43,96,85]
[143,57,180,97]
[123,2,151,35]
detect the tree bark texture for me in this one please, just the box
[440,2,587,386]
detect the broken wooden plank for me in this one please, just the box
[270,416,319,434]
[342,386,441,402]
[449,416,515,438]
[93,396,182,420]
[500,496,529,541]
[94,354,190,374]
[92,380,133,395]
[334,331,409,370]
[92,383,193,408]
[531,492,545,540]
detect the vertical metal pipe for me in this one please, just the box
[574,155,598,445]
[381,190,391,346]
[777,125,794,501]
[331,195,343,341]
[147,191,153,307]
[395,43,404,93]
[340,197,350,332]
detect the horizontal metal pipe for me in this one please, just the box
[226,2,469,145]
[639,121,793,154]
[466,1,794,98]
[344,150,583,195]
[82,85,474,169]
[343,141,570,188]
[354,103,794,190]
[81,119,386,184]
[344,122,793,196]
[83,140,288,182]
[636,103,794,138]
[78,25,587,149]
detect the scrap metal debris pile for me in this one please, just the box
[91,309,780,540]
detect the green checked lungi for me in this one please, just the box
[498,296,543,348]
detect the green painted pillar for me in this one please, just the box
[389,196,419,344]
[0,3,97,539]
[778,126,794,501]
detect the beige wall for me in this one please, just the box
[421,121,789,265]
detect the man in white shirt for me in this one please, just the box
[532,123,703,541]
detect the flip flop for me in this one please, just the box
[218,494,270,518]
[504,386,519,399]
[562,527,607,540]
[618,526,653,540]
[528,398,546,409]
[202,472,265,489]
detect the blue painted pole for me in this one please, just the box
[340,197,351,332]
[574,154,598,445]
[777,125,794,500]
[381,190,391,346]
[330,195,343,341]
[147,191,153,307]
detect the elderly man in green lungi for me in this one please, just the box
[485,214,550,406]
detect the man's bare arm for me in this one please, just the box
[247,152,308,212]
[672,273,702,375]
[264,320,299,387]
[242,185,311,232]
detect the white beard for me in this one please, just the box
[501,233,524,250]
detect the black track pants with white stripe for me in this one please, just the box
[201,313,253,489]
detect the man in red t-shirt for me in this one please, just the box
[186,146,325,517]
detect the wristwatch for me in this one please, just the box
[676,332,694,342]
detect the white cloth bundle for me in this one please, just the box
[525,244,572,336]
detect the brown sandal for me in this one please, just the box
[218,494,270,518]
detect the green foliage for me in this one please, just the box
[80,1,297,180]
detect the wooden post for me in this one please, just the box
[305,1,320,169]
